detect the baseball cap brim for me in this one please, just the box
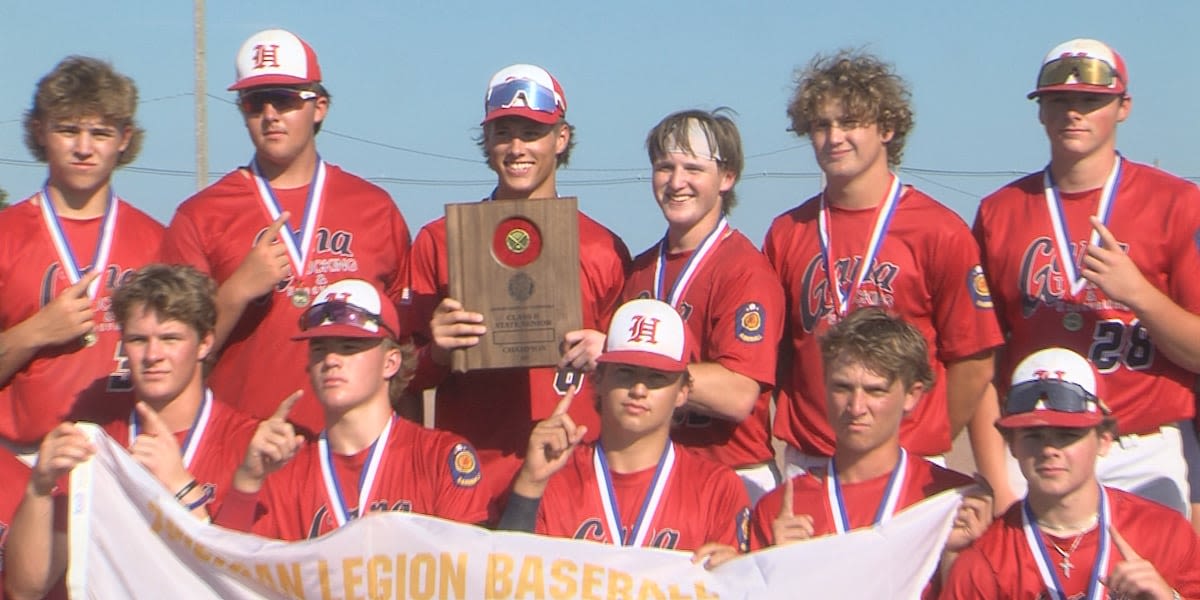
[481,107,560,126]
[996,411,1104,430]
[229,74,317,92]
[597,350,687,373]
[291,324,386,341]
[1027,83,1127,99]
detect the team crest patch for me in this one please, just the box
[735,302,765,343]
[449,443,481,488]
[736,506,751,553]
[967,265,993,309]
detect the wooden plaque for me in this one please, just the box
[446,197,582,372]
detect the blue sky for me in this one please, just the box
[2,1,1197,253]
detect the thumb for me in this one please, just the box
[272,390,303,421]
[134,401,172,437]
[778,478,795,519]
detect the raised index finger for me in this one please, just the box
[778,478,795,518]
[1088,215,1121,251]
[66,270,103,298]
[1108,525,1140,561]
[272,390,303,421]
[134,401,172,436]
[551,385,577,417]
[260,211,292,247]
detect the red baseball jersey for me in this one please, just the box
[87,396,258,514]
[0,196,163,444]
[624,230,784,467]
[215,417,488,540]
[942,488,1200,598]
[749,451,972,549]
[0,446,33,594]
[764,187,1004,457]
[406,209,630,502]
[974,161,1200,434]
[160,165,411,436]
[535,442,750,552]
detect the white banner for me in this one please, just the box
[67,425,962,599]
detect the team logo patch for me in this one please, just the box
[967,265,993,309]
[735,302,765,343]
[736,506,751,553]
[449,443,481,488]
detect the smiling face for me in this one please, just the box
[483,116,568,200]
[651,151,733,244]
[122,305,212,407]
[37,114,131,199]
[809,100,893,185]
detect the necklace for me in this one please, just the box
[1037,512,1099,535]
[1046,532,1085,579]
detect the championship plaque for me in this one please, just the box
[446,197,581,372]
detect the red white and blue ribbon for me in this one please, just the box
[818,175,902,317]
[318,414,394,528]
[593,441,676,547]
[38,183,117,301]
[653,216,729,309]
[249,157,328,284]
[1021,486,1112,600]
[129,389,213,470]
[1042,155,1123,296]
[825,448,908,534]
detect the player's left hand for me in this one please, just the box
[1082,216,1152,309]
[944,482,994,553]
[1101,526,1176,600]
[691,542,740,570]
[559,329,605,372]
[128,401,192,492]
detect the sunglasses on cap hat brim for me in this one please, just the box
[484,79,562,122]
[1031,56,1124,98]
[996,378,1110,429]
[238,88,319,115]
[293,301,396,340]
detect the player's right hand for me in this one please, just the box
[29,422,95,497]
[30,270,101,348]
[228,212,292,303]
[235,390,304,493]
[514,385,587,496]
[429,297,486,365]
[771,479,815,545]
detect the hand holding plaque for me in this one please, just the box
[446,197,582,372]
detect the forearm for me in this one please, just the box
[496,492,540,533]
[944,353,995,439]
[685,362,760,422]
[1128,286,1200,373]
[967,390,1017,515]
[212,281,253,352]
[5,487,66,600]
[0,320,44,387]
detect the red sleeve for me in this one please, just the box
[406,225,449,393]
[939,547,1000,599]
[971,206,1012,335]
[706,469,750,550]
[159,208,211,273]
[383,206,412,327]
[707,248,785,388]
[1166,183,1200,314]
[211,488,260,533]
[433,437,490,525]
[925,211,1002,363]
[583,229,631,332]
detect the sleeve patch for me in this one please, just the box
[967,265,993,309]
[448,442,481,488]
[736,506,751,553]
[735,302,765,343]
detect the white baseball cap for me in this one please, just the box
[293,279,400,341]
[997,347,1111,429]
[229,29,322,91]
[482,63,567,125]
[1028,38,1128,99]
[597,299,695,372]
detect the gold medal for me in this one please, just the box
[82,332,98,348]
[291,288,311,308]
[1062,312,1083,332]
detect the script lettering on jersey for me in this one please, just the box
[1018,236,1130,317]
[797,254,900,332]
[252,225,361,295]
[39,262,135,307]
[307,499,413,539]
[572,518,682,549]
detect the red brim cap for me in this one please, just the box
[596,350,687,373]
[996,410,1104,430]
[291,324,388,341]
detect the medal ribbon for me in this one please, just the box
[825,448,908,534]
[249,157,328,286]
[593,441,676,547]
[129,389,214,469]
[818,175,902,317]
[38,183,118,300]
[318,414,394,528]
[1020,486,1112,600]
[653,217,729,309]
[1042,155,1123,296]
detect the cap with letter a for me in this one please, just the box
[229,28,323,91]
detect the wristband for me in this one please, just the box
[174,479,199,501]
[183,484,214,512]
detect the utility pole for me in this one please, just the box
[194,0,208,189]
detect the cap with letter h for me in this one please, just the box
[293,279,400,342]
[1028,38,1128,99]
[597,299,696,373]
[230,28,322,91]
[996,347,1113,430]
[482,63,567,126]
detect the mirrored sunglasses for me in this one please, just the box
[485,78,561,117]
[1004,379,1109,416]
[238,88,318,114]
[1037,56,1120,89]
[298,301,394,338]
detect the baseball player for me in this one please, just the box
[735,309,989,593]
[943,348,1200,599]
[969,39,1200,521]
[160,29,412,437]
[5,264,257,600]
[215,279,489,540]
[500,298,750,557]
[622,109,784,503]
[763,50,1002,479]
[0,56,164,449]
[404,64,630,516]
